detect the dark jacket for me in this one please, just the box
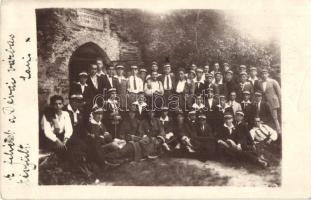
[102,75,119,92]
[138,118,165,138]
[159,73,176,91]
[224,79,239,97]
[85,75,104,102]
[251,101,272,124]
[118,117,141,141]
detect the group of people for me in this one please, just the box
[40,59,281,175]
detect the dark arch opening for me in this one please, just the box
[68,42,109,88]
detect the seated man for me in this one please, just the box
[138,109,170,157]
[86,107,125,167]
[248,117,278,167]
[159,106,177,151]
[177,110,197,153]
[41,95,73,154]
[132,92,148,121]
[191,114,217,158]
[118,107,141,141]
[212,95,234,131]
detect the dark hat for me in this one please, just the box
[240,65,247,69]
[255,91,263,96]
[240,71,248,76]
[78,72,88,76]
[70,94,83,100]
[236,110,245,116]
[139,68,147,72]
[116,65,124,69]
[131,65,138,69]
[108,88,117,94]
[226,70,233,74]
[243,90,251,95]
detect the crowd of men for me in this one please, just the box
[40,59,281,175]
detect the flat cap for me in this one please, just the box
[70,94,83,100]
[224,113,233,119]
[226,70,233,74]
[139,68,147,72]
[131,65,138,69]
[236,110,245,116]
[255,91,263,96]
[205,73,213,77]
[198,114,206,119]
[196,68,203,73]
[79,72,88,76]
[108,88,117,94]
[240,65,247,69]
[243,90,251,95]
[240,71,248,76]
[116,65,124,69]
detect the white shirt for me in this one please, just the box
[67,104,80,125]
[207,98,214,109]
[224,123,235,134]
[262,81,267,92]
[116,75,126,84]
[250,124,278,143]
[192,103,205,110]
[228,100,242,114]
[176,80,186,93]
[144,80,164,96]
[163,74,173,90]
[133,101,147,114]
[216,104,231,113]
[128,75,144,93]
[77,82,88,94]
[107,98,119,112]
[90,75,98,89]
[159,116,169,125]
[41,111,73,143]
[107,76,113,87]
[248,76,258,85]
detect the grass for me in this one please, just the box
[39,142,281,186]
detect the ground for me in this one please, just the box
[39,142,281,186]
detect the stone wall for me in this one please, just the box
[37,8,141,110]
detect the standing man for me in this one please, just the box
[146,61,162,79]
[259,68,281,134]
[223,70,239,98]
[252,91,272,125]
[248,66,260,93]
[227,91,242,116]
[71,72,89,99]
[96,58,106,77]
[128,65,144,106]
[204,73,217,95]
[175,67,187,110]
[237,71,254,102]
[241,91,254,128]
[85,64,104,106]
[214,72,224,95]
[144,71,164,110]
[210,62,221,76]
[115,65,128,110]
[102,65,119,93]
[139,68,148,83]
[160,64,176,107]
[194,67,205,95]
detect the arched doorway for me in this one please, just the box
[68,42,110,86]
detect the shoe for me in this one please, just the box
[257,158,269,168]
[162,143,171,151]
[175,143,181,149]
[186,146,196,153]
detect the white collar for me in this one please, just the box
[77,82,88,87]
[159,116,169,122]
[89,114,101,126]
[97,71,106,76]
[193,103,205,109]
[224,123,235,129]
[216,104,231,109]
[107,98,117,104]
[241,100,251,104]
[249,76,258,81]
[67,104,80,114]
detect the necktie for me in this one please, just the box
[166,75,169,90]
[134,76,137,90]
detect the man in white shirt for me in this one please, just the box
[160,64,175,108]
[175,68,187,110]
[41,95,73,152]
[248,66,260,92]
[128,65,144,106]
[194,68,205,95]
[144,71,164,110]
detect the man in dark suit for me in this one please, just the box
[102,65,119,95]
[85,64,104,107]
[240,90,254,128]
[223,70,239,98]
[204,73,217,96]
[70,72,89,99]
[237,72,254,102]
[194,68,205,95]
[205,87,217,130]
[248,66,260,93]
[160,64,176,108]
[251,91,272,126]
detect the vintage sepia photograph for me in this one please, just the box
[36,8,281,186]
